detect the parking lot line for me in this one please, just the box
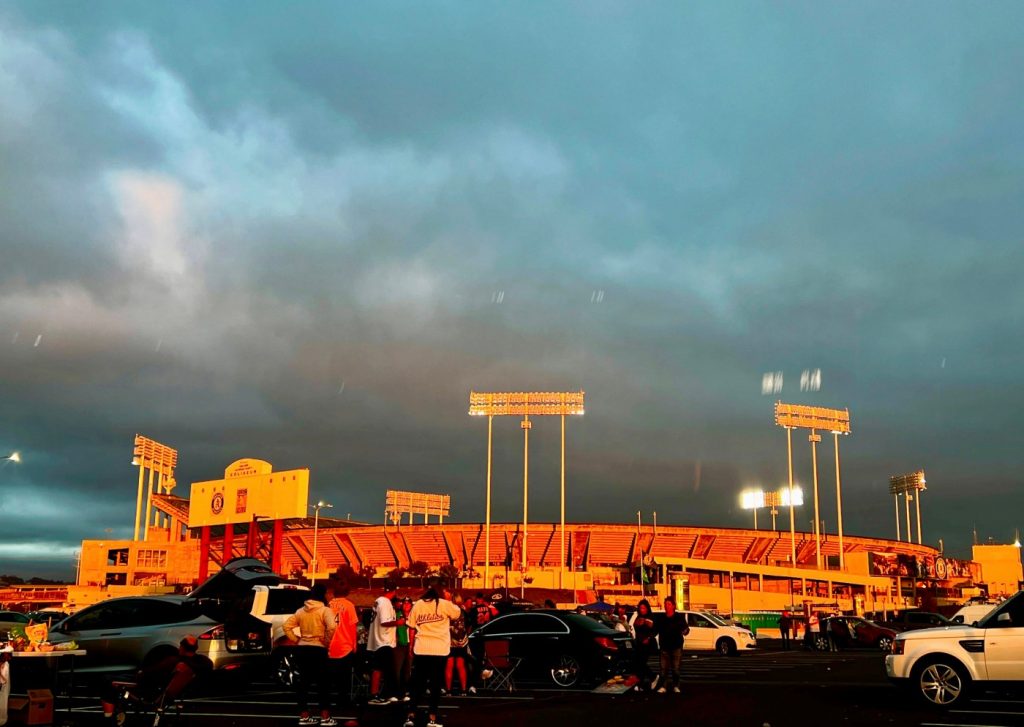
[921,723,1020,727]
[950,710,1024,716]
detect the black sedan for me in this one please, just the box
[468,609,632,688]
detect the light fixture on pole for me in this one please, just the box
[469,391,585,590]
[131,435,178,541]
[775,402,851,570]
[310,500,333,583]
[3,452,21,463]
[742,487,803,533]
[889,470,926,544]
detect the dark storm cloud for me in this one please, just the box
[2,2,1023,578]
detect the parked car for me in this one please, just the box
[884,611,955,632]
[0,611,30,638]
[887,589,1024,708]
[48,596,243,675]
[468,610,632,687]
[628,609,757,655]
[817,616,897,652]
[49,557,307,678]
[950,603,998,626]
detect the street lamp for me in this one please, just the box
[4,452,21,463]
[310,501,333,583]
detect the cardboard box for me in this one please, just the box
[7,689,54,725]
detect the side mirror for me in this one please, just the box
[997,612,1013,626]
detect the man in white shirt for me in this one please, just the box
[367,581,400,705]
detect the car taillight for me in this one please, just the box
[200,625,224,640]
[891,638,905,655]
[594,636,618,651]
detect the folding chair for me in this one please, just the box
[482,640,521,693]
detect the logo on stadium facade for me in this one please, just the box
[211,492,225,515]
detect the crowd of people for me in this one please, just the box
[281,578,501,727]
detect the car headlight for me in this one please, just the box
[891,639,905,655]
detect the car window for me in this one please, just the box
[265,588,311,615]
[981,594,1024,628]
[66,602,120,631]
[561,613,616,633]
[486,613,567,634]
[134,599,196,626]
[687,614,715,628]
[0,612,30,623]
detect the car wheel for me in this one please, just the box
[273,650,298,687]
[915,659,970,708]
[877,636,893,652]
[550,654,582,687]
[813,635,829,651]
[716,637,737,656]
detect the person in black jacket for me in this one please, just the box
[653,597,689,693]
[631,599,658,691]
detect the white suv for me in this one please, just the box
[886,589,1024,707]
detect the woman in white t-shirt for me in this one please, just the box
[403,584,462,727]
[0,645,12,727]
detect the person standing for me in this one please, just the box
[654,597,689,694]
[444,604,469,695]
[326,580,360,727]
[779,611,792,651]
[367,581,400,705]
[395,597,414,701]
[819,613,832,652]
[283,584,337,726]
[0,645,12,727]
[804,612,818,650]
[403,583,463,727]
[632,599,658,691]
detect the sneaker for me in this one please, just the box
[427,717,444,727]
[672,686,681,694]
[320,718,338,726]
[402,694,411,702]
[298,717,319,726]
[468,686,477,695]
[368,696,389,706]
[402,716,416,727]
[649,677,659,690]
[387,696,399,703]
[656,686,667,694]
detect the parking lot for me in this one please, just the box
[43,643,1024,727]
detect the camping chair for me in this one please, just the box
[482,640,521,693]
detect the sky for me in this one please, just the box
[2,2,1023,579]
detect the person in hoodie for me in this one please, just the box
[403,581,462,727]
[284,583,338,726]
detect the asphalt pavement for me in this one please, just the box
[44,641,1024,727]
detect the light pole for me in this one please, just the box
[743,488,802,537]
[310,500,333,583]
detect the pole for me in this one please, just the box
[905,492,913,544]
[312,505,320,583]
[521,414,531,574]
[894,494,901,541]
[754,508,758,531]
[153,470,163,529]
[653,511,658,536]
[915,487,923,545]
[771,509,777,531]
[560,414,566,589]
[834,432,845,570]
[809,430,821,569]
[787,427,796,566]
[143,464,155,541]
[133,462,146,541]
[485,415,493,589]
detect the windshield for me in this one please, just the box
[701,612,729,627]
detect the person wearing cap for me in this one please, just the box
[326,579,360,727]
[0,645,12,726]
[367,581,400,706]
[283,583,337,726]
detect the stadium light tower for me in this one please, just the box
[775,403,851,570]
[741,487,803,532]
[131,435,179,541]
[469,391,585,589]
[889,470,926,544]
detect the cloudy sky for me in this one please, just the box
[2,2,1023,579]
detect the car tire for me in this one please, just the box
[716,637,737,656]
[877,636,893,652]
[813,635,829,651]
[550,654,582,688]
[913,657,970,708]
[273,650,298,687]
